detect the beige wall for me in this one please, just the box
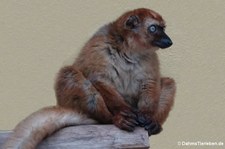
[0,0,225,148]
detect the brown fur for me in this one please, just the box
[3,8,176,149]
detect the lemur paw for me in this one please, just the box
[137,113,162,136]
[113,109,138,132]
[144,121,162,136]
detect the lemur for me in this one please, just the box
[3,8,176,149]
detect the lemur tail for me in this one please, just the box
[3,106,96,149]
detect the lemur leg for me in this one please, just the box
[55,66,113,124]
[92,81,138,131]
[153,77,176,124]
[137,77,176,136]
[137,78,160,116]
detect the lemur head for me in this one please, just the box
[111,8,172,51]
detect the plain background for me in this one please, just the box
[0,0,225,148]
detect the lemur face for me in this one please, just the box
[146,20,172,49]
[116,8,173,51]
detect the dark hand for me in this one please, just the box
[113,109,138,132]
[137,112,162,136]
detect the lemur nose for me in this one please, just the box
[164,38,173,47]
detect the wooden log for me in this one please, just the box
[0,125,150,149]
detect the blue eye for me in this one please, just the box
[149,25,157,33]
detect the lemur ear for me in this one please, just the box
[125,15,140,29]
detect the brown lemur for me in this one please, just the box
[3,8,176,149]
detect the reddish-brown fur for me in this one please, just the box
[3,8,176,149]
